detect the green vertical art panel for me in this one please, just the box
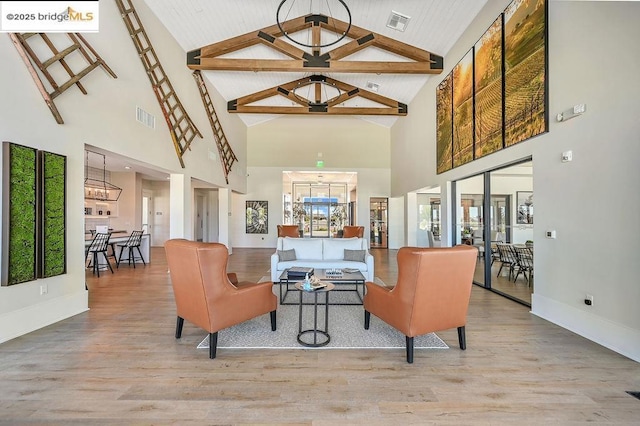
[40,151,66,278]
[2,142,38,286]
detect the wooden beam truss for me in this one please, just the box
[227,75,407,116]
[115,0,202,168]
[187,15,443,75]
[9,32,117,124]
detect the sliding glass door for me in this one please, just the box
[291,182,348,238]
[455,175,485,285]
[453,159,533,306]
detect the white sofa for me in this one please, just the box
[270,237,374,282]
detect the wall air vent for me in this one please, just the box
[136,106,156,129]
[386,11,411,32]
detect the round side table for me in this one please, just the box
[295,282,335,347]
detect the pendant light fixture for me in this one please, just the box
[276,0,351,49]
[84,150,122,201]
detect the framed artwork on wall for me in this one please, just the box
[452,48,474,168]
[435,0,547,174]
[504,0,547,146]
[246,200,268,234]
[436,72,453,174]
[516,191,533,224]
[2,142,38,286]
[39,151,67,278]
[474,15,504,159]
[2,142,68,286]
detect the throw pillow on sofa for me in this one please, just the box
[277,249,296,261]
[323,237,362,260]
[344,249,366,262]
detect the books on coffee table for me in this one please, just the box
[287,267,314,279]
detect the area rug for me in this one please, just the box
[197,277,448,350]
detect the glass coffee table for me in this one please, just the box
[277,268,366,306]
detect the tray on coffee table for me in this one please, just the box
[277,268,366,306]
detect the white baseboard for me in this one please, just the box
[0,291,89,344]
[532,293,640,363]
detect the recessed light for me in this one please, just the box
[124,166,131,170]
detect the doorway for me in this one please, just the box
[142,190,153,246]
[369,197,388,248]
[195,193,205,242]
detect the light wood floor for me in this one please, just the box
[0,247,638,424]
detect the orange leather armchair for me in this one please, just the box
[164,239,277,359]
[364,245,477,363]
[277,224,300,238]
[342,226,364,238]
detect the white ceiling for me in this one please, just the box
[93,1,489,176]
[85,145,171,181]
[143,0,488,127]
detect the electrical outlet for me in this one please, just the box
[584,294,593,306]
[40,284,48,295]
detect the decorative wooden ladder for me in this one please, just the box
[115,0,202,168]
[9,32,117,124]
[192,70,238,184]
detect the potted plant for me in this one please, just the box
[462,226,473,238]
[331,205,348,236]
[292,200,307,234]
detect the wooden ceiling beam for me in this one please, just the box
[326,33,375,61]
[256,31,308,60]
[192,16,311,60]
[189,58,437,74]
[187,15,443,75]
[230,105,406,116]
[228,75,407,116]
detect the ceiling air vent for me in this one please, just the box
[366,81,380,92]
[136,106,156,129]
[387,11,411,32]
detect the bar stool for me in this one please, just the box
[116,230,146,268]
[85,233,114,277]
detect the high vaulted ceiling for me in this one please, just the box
[143,0,488,127]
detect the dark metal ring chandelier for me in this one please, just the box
[276,0,352,49]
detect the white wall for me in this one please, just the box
[0,0,246,342]
[391,0,640,362]
[237,116,392,248]
[232,167,390,248]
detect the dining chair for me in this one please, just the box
[472,229,484,259]
[513,246,533,284]
[489,232,505,266]
[85,232,114,277]
[116,230,146,268]
[496,243,518,281]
